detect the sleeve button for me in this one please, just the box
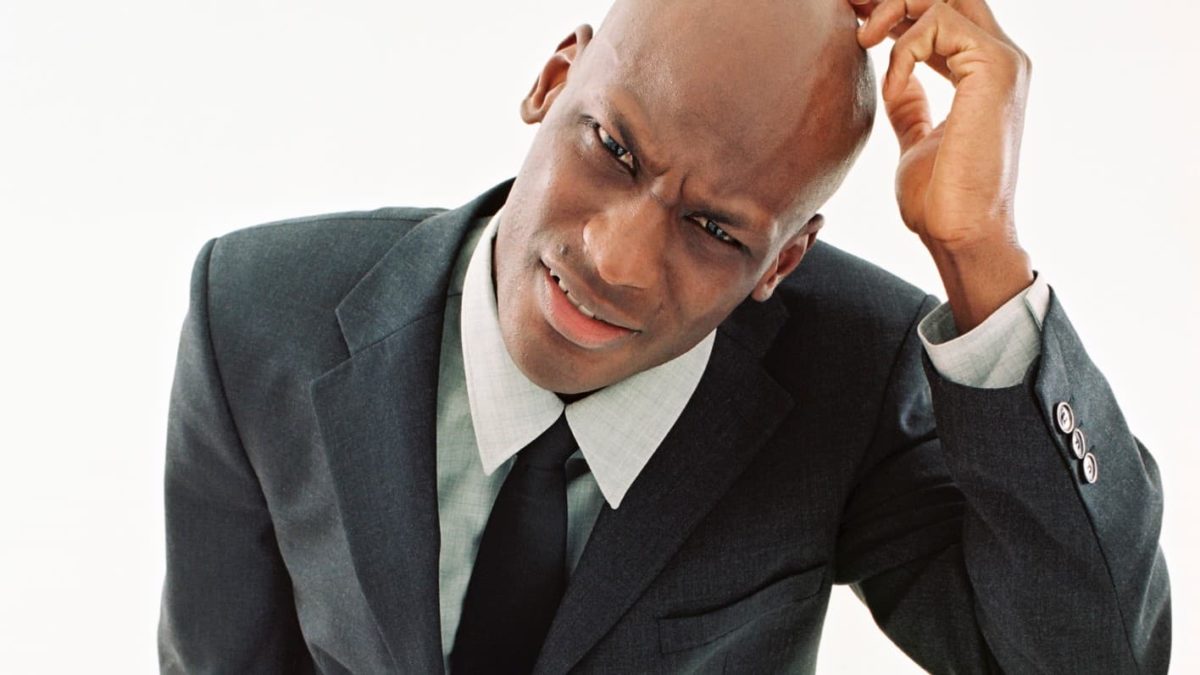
[1081,452,1099,484]
[1070,428,1088,460]
[1055,401,1076,434]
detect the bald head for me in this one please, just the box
[583,0,877,222]
[494,0,879,394]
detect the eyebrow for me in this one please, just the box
[603,96,756,235]
[606,104,652,173]
[694,206,752,233]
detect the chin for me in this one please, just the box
[508,338,617,395]
[534,373,602,397]
[497,288,623,395]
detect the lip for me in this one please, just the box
[539,262,640,350]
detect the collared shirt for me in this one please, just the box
[435,209,713,665]
[433,207,1050,668]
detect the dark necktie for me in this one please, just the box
[449,412,578,674]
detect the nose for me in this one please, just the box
[582,194,669,290]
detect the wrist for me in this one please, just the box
[925,234,1034,334]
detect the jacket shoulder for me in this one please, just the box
[198,205,446,369]
[766,240,936,384]
[208,206,444,302]
[783,240,933,320]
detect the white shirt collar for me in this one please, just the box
[460,208,715,509]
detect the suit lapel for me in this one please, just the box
[309,176,794,672]
[535,296,795,673]
[309,180,512,672]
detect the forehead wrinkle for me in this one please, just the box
[600,59,791,215]
[598,76,811,232]
[584,0,868,224]
[669,85,823,228]
[580,29,678,172]
[587,7,772,164]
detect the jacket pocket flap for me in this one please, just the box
[657,565,826,654]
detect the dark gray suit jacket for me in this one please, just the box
[158,179,1170,673]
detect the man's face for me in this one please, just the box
[493,0,868,395]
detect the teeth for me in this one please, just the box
[551,268,604,322]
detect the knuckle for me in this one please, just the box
[890,26,915,52]
[1002,44,1032,75]
[1017,48,1033,72]
[992,45,1031,86]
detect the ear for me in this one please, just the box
[751,213,825,302]
[520,24,594,124]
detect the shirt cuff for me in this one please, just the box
[918,271,1051,389]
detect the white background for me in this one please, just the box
[2,0,1197,672]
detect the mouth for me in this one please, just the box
[539,262,641,350]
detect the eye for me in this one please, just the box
[594,123,636,172]
[690,214,741,247]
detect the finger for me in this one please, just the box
[945,0,1006,39]
[849,0,879,27]
[850,0,913,42]
[859,0,952,48]
[883,3,997,100]
[854,9,945,79]
[882,70,933,153]
[878,17,953,81]
[856,0,921,48]
[886,17,916,41]
[859,0,1003,48]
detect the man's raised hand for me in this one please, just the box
[850,0,1035,333]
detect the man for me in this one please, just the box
[158,0,1170,672]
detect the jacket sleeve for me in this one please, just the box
[834,291,1171,674]
[158,238,312,673]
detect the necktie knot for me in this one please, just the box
[515,413,577,469]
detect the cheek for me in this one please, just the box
[666,265,754,336]
[514,151,596,235]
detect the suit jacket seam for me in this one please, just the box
[1042,314,1144,673]
[203,235,278,506]
[847,292,941,496]
[202,235,308,667]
